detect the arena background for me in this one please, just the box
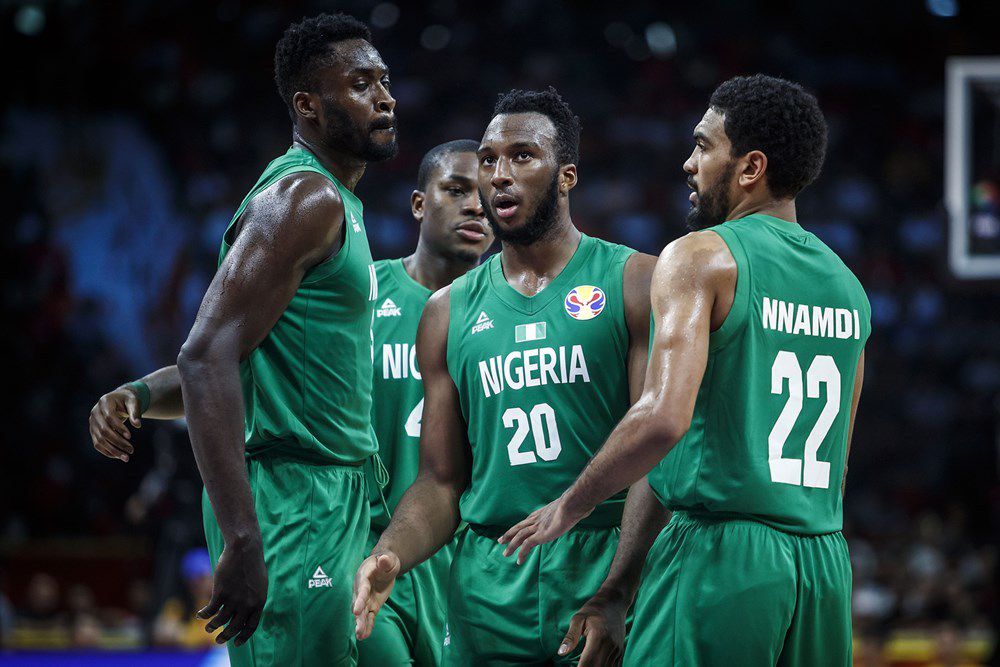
[3,1,998,664]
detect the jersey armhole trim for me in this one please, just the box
[445,280,465,389]
[708,227,751,352]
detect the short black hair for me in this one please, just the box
[709,74,827,199]
[417,140,480,190]
[274,13,372,119]
[492,87,581,166]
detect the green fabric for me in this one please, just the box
[202,456,370,667]
[623,511,852,666]
[648,214,871,534]
[443,524,621,665]
[125,381,150,414]
[218,145,378,465]
[446,234,636,528]
[367,259,432,531]
[358,530,457,667]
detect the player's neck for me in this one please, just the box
[291,132,366,192]
[499,213,581,289]
[403,242,479,293]
[727,197,797,223]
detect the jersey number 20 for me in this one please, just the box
[768,351,841,489]
[504,403,562,466]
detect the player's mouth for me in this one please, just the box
[493,193,520,220]
[370,116,396,136]
[455,219,489,242]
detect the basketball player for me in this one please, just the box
[89,139,492,666]
[362,140,492,665]
[352,88,666,666]
[89,13,397,666]
[500,74,869,666]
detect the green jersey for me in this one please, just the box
[648,214,870,534]
[219,145,378,465]
[368,259,432,531]
[447,234,636,528]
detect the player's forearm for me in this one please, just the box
[563,399,686,520]
[373,475,462,573]
[126,365,185,419]
[177,345,260,545]
[596,478,669,604]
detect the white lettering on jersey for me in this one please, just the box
[382,343,421,380]
[478,345,591,398]
[762,297,860,340]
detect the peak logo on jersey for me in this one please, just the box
[377,298,402,318]
[472,310,494,335]
[350,212,361,233]
[308,566,332,589]
[565,285,606,321]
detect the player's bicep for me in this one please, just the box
[415,288,471,489]
[184,176,343,361]
[640,235,728,432]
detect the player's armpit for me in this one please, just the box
[373,286,471,572]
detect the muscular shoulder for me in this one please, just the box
[622,252,657,321]
[656,230,736,289]
[422,285,452,327]
[242,172,344,244]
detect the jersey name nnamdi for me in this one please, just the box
[447,234,636,528]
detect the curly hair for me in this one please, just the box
[274,13,372,119]
[417,139,480,190]
[493,87,581,166]
[709,74,827,199]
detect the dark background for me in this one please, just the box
[2,0,997,662]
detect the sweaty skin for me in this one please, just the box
[496,107,866,572]
[91,35,397,648]
[352,111,659,665]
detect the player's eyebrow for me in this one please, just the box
[694,130,711,146]
[442,174,475,186]
[506,140,541,152]
[346,65,390,77]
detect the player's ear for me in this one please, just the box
[559,164,578,194]
[411,190,425,223]
[293,91,320,121]
[739,150,767,189]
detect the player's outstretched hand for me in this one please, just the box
[89,387,142,462]
[558,589,628,666]
[197,540,268,647]
[353,551,401,640]
[499,495,590,565]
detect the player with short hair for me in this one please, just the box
[353,88,666,666]
[500,74,869,666]
[89,12,397,666]
[362,139,493,665]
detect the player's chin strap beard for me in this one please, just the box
[483,173,561,246]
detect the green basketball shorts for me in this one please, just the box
[624,511,852,666]
[442,523,621,666]
[357,530,458,667]
[202,454,370,667]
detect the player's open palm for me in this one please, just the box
[352,552,400,640]
[89,388,142,462]
[558,589,628,666]
[198,542,268,646]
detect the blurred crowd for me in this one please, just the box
[3,0,997,662]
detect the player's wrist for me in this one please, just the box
[560,487,595,523]
[122,380,151,414]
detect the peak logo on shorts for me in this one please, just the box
[308,566,332,589]
[565,285,606,321]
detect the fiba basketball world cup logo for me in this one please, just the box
[564,285,606,320]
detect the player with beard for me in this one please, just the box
[352,88,666,665]
[87,13,397,666]
[500,75,869,666]
[362,140,493,666]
